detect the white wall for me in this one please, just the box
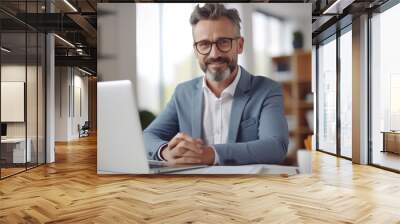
[72,74,89,138]
[55,67,69,141]
[1,63,46,163]
[1,66,26,138]
[1,65,36,138]
[55,67,89,141]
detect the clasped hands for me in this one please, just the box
[161,133,215,166]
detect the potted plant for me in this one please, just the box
[292,31,304,49]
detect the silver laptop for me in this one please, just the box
[97,80,206,174]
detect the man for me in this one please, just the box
[144,3,288,166]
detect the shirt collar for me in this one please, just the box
[202,66,241,97]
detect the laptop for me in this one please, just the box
[97,80,207,174]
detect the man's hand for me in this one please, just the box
[181,145,215,165]
[161,133,215,166]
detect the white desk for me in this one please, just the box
[1,138,31,163]
[172,164,300,175]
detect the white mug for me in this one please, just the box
[297,149,312,174]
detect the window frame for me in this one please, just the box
[314,18,353,161]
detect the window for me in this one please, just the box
[317,29,352,158]
[136,3,200,115]
[339,29,352,158]
[136,4,161,115]
[370,2,400,171]
[317,37,337,154]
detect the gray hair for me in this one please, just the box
[189,3,241,36]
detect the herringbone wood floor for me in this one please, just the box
[1,135,400,224]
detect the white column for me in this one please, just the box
[46,32,55,163]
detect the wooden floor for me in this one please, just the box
[1,135,400,223]
[1,167,26,178]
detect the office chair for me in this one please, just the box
[79,121,90,138]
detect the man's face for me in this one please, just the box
[192,17,244,82]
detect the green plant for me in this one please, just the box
[292,31,304,49]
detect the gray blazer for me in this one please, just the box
[143,67,289,165]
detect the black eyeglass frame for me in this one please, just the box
[193,37,241,55]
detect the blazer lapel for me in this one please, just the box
[227,67,252,143]
[191,81,203,139]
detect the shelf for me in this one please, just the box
[298,101,313,109]
[273,51,312,149]
[279,80,292,86]
[289,127,313,136]
[285,101,312,111]
[279,79,311,86]
[271,55,291,62]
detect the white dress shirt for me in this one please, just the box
[157,67,242,164]
[202,67,241,164]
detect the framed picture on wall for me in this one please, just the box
[1,81,25,122]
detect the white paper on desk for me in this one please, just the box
[172,165,265,174]
[259,165,299,176]
[171,164,299,175]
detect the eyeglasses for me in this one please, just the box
[193,37,240,55]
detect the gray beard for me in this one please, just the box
[205,67,231,82]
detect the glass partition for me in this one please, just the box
[1,30,28,177]
[27,30,38,170]
[0,1,46,179]
[38,32,45,165]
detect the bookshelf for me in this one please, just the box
[271,50,313,151]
